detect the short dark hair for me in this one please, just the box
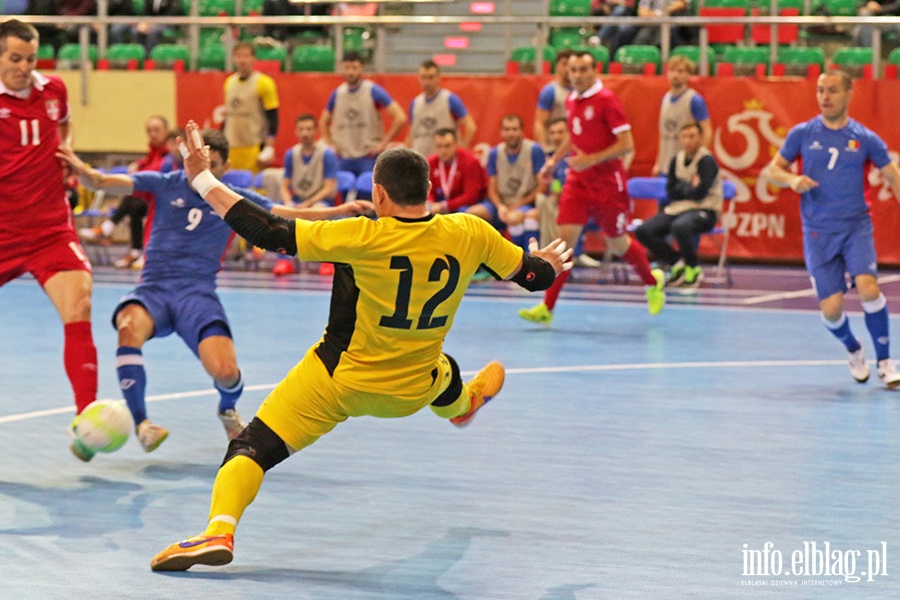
[555,49,573,63]
[201,128,230,162]
[547,116,568,129]
[233,42,255,56]
[433,127,457,140]
[501,114,524,128]
[295,113,317,125]
[571,50,595,67]
[420,59,439,71]
[0,19,39,53]
[373,148,430,206]
[146,115,169,129]
[343,51,364,64]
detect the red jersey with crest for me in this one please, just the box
[564,79,631,178]
[0,72,70,243]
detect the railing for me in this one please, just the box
[14,13,900,84]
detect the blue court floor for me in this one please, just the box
[2,265,900,599]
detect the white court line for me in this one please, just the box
[0,359,846,426]
[740,274,900,306]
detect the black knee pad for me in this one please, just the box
[222,417,290,472]
[430,353,463,407]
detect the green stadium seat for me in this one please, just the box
[772,46,825,77]
[101,43,145,70]
[147,43,191,70]
[670,45,717,74]
[885,48,900,78]
[199,28,226,48]
[291,45,335,72]
[549,27,585,49]
[197,43,227,70]
[549,0,591,17]
[816,0,857,16]
[831,47,874,78]
[610,45,660,75]
[56,43,99,69]
[588,45,609,72]
[199,0,234,16]
[507,45,557,74]
[717,46,769,77]
[241,0,263,14]
[36,43,55,68]
[255,45,287,72]
[342,27,369,54]
[132,0,144,12]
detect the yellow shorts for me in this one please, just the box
[228,145,261,173]
[256,347,455,452]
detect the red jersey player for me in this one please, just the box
[519,51,665,325]
[0,19,99,456]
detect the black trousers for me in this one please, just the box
[634,209,718,268]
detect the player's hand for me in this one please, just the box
[528,237,574,276]
[257,144,275,167]
[568,149,594,172]
[178,120,211,182]
[790,175,818,194]
[339,200,375,216]
[538,158,556,184]
[55,145,89,175]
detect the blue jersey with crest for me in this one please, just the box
[131,171,274,283]
[779,116,891,233]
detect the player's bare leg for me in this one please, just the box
[198,335,248,439]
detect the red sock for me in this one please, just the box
[622,239,656,286]
[544,270,571,311]
[64,321,98,414]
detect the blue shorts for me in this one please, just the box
[339,156,376,177]
[112,279,231,356]
[803,219,878,301]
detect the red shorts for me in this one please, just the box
[557,170,633,236]
[0,229,92,287]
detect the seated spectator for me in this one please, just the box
[261,0,332,41]
[281,113,339,208]
[593,0,637,49]
[107,0,135,45]
[634,121,722,288]
[134,0,182,54]
[612,0,690,57]
[535,117,569,248]
[855,1,900,47]
[25,0,61,48]
[468,115,545,249]
[427,127,487,215]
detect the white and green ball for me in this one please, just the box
[75,400,133,453]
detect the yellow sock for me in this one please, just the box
[204,455,265,536]
[430,384,471,420]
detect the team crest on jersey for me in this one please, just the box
[170,198,185,208]
[45,99,60,121]
[847,139,860,151]
[808,140,822,150]
[0,107,10,119]
[583,106,595,121]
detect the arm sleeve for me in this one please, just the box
[603,95,632,134]
[223,199,297,255]
[264,109,279,138]
[667,156,718,201]
[408,99,416,122]
[536,85,556,111]
[371,84,394,109]
[322,149,340,179]
[130,171,163,194]
[448,93,468,119]
[326,90,337,112]
[257,75,280,110]
[530,144,546,174]
[689,94,710,122]
[446,158,487,211]
[778,124,803,163]
[282,148,294,180]
[865,129,892,169]
[486,148,498,177]
[232,185,275,212]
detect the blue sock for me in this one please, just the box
[821,313,860,353]
[116,346,147,424]
[215,371,243,414]
[863,294,890,361]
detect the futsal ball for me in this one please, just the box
[74,400,133,453]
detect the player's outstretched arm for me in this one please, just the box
[507,237,573,292]
[56,146,135,195]
[763,153,818,193]
[880,161,900,205]
[271,200,374,221]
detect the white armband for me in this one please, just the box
[191,169,225,199]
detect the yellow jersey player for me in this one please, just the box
[150,121,572,572]
[222,43,279,173]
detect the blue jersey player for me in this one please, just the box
[59,130,373,460]
[766,70,900,388]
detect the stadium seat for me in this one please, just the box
[146,43,191,70]
[626,177,737,287]
[609,45,660,75]
[717,46,769,77]
[698,0,749,45]
[99,43,145,70]
[884,48,900,78]
[56,43,99,69]
[670,45,717,74]
[750,2,800,45]
[337,170,356,202]
[199,28,226,48]
[772,46,824,78]
[831,47,874,79]
[241,0,263,14]
[221,169,254,188]
[255,45,287,72]
[354,171,374,200]
[549,0,591,17]
[36,43,55,69]
[588,45,609,73]
[549,27,585,49]
[342,27,369,53]
[200,0,234,16]
[197,43,227,70]
[507,45,556,75]
[291,45,335,72]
